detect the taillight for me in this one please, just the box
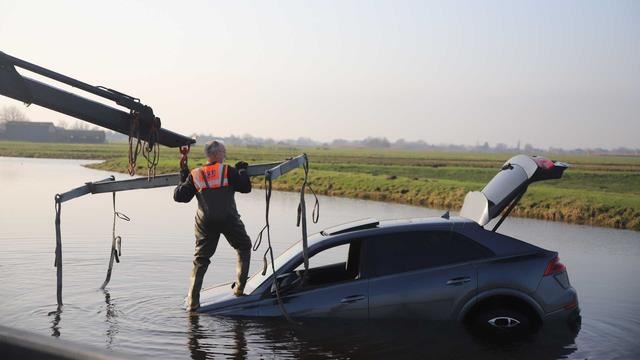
[534,157,555,170]
[564,298,578,310]
[544,256,566,276]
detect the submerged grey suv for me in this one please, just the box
[197,155,580,335]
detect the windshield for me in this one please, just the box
[244,240,302,293]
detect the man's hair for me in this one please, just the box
[204,140,225,157]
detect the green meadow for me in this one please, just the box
[1,141,638,230]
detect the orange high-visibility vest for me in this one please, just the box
[191,163,229,192]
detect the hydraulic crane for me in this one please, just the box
[0,52,318,310]
[0,51,198,176]
[0,51,194,148]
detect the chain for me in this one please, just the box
[141,116,160,179]
[179,145,190,170]
[127,111,142,176]
[127,111,160,179]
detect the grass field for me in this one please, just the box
[1,140,638,231]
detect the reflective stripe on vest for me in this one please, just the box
[191,163,229,191]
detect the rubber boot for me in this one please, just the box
[187,263,208,311]
[234,248,251,296]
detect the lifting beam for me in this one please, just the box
[55,156,307,203]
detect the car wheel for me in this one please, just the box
[471,307,534,337]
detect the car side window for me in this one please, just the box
[288,240,363,290]
[295,243,349,271]
[368,231,493,277]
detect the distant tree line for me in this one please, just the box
[188,133,639,156]
[0,105,29,123]
[4,105,636,155]
[104,131,640,155]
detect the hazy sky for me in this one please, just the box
[1,0,638,149]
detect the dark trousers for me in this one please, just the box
[188,216,251,310]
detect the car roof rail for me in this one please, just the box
[320,218,380,236]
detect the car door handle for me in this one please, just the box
[340,295,365,304]
[446,277,471,286]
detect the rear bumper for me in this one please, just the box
[543,306,581,331]
[536,274,580,329]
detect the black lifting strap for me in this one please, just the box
[252,175,272,271]
[100,192,130,289]
[52,191,130,306]
[252,154,320,324]
[54,194,63,307]
[252,175,298,324]
[296,153,320,282]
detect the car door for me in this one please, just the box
[367,230,492,320]
[257,241,369,319]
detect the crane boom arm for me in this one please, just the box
[0,51,194,148]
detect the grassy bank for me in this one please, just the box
[2,140,638,231]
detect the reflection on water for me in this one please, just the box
[1,157,639,359]
[102,289,119,350]
[187,314,206,360]
[181,317,579,359]
[47,306,62,338]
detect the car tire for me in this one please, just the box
[470,307,534,338]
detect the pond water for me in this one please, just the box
[0,157,639,359]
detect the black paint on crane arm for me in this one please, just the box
[0,51,195,148]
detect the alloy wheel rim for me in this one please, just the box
[487,316,521,328]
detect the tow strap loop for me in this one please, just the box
[100,192,130,289]
[297,154,320,225]
[255,176,272,276]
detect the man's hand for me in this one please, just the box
[180,168,190,182]
[235,161,249,172]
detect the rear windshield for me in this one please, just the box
[481,165,528,205]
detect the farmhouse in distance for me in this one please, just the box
[0,120,105,143]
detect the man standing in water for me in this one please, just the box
[174,140,252,311]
